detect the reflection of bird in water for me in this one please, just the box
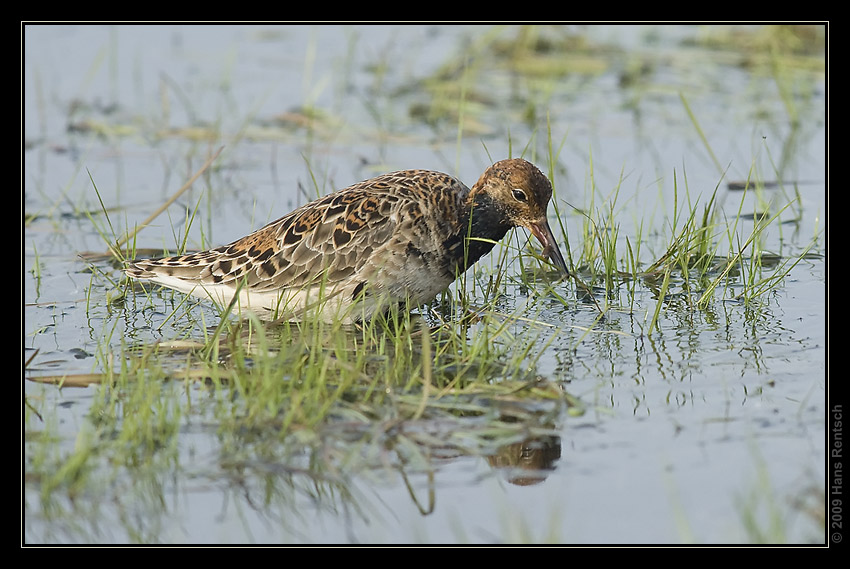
[486,436,562,486]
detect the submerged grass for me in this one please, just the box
[26,289,578,542]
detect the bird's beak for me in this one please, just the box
[528,218,569,276]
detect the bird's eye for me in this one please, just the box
[512,189,528,202]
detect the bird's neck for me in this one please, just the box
[452,193,513,271]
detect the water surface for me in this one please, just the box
[23,24,826,544]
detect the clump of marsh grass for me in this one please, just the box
[541,87,823,334]
[565,160,821,334]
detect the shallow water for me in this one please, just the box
[24,24,826,544]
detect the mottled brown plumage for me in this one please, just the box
[126,158,568,321]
